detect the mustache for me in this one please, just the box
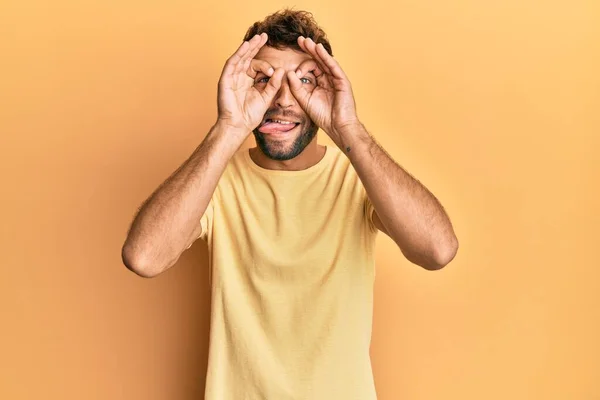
[263,109,304,122]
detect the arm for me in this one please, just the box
[122,32,284,278]
[341,124,458,270]
[121,122,244,278]
[288,37,458,270]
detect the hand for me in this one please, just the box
[287,36,361,148]
[216,33,286,137]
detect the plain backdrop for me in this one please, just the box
[1,0,598,399]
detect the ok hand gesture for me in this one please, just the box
[216,33,286,137]
[286,36,361,148]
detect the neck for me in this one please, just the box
[249,140,326,171]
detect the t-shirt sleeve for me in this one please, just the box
[198,195,215,242]
[186,193,216,249]
[363,192,378,233]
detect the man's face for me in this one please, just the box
[252,46,319,161]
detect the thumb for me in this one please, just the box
[260,68,285,103]
[286,70,310,108]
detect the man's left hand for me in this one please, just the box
[287,36,362,148]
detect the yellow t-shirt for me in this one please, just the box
[199,144,379,400]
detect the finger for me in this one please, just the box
[240,33,269,74]
[260,67,285,102]
[298,36,332,76]
[287,70,313,114]
[248,59,274,79]
[221,40,251,82]
[236,33,267,75]
[294,53,331,91]
[315,42,348,80]
[307,39,334,77]
[220,35,263,88]
[294,59,324,80]
[246,32,268,61]
[286,69,310,101]
[223,34,261,75]
[297,37,324,71]
[315,73,333,90]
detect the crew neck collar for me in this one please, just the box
[243,145,333,176]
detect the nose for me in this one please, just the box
[274,77,296,109]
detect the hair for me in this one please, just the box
[243,9,333,56]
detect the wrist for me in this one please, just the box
[334,121,370,150]
[213,119,250,141]
[208,120,249,154]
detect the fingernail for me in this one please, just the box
[268,67,274,75]
[296,70,302,78]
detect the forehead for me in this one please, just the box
[254,46,313,70]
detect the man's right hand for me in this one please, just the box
[216,33,285,138]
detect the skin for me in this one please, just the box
[249,35,460,270]
[122,33,458,278]
[251,46,319,162]
[249,45,324,168]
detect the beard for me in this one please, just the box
[252,114,319,161]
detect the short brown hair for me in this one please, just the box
[243,9,333,56]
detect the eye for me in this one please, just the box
[255,77,269,84]
[300,77,312,84]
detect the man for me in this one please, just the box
[122,9,458,400]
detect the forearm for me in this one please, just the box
[340,124,458,269]
[122,121,244,277]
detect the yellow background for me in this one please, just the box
[1,0,598,399]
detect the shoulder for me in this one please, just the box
[221,147,250,177]
[327,145,360,180]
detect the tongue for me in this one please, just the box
[258,122,297,134]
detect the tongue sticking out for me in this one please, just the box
[258,121,298,134]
